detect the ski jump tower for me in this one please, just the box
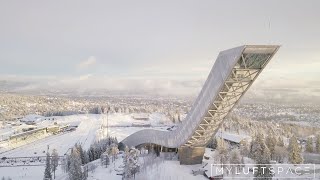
[122,45,280,164]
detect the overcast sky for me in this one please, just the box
[0,0,319,96]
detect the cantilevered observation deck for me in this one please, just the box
[122,45,279,149]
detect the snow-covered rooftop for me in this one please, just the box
[215,131,251,144]
[20,114,44,122]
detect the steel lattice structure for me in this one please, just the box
[121,45,280,148]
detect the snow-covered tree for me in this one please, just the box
[265,134,277,160]
[44,152,52,180]
[61,155,69,173]
[316,135,320,153]
[124,146,129,154]
[123,151,132,179]
[68,148,84,180]
[88,137,118,162]
[100,152,110,168]
[214,138,228,167]
[172,116,175,123]
[240,140,249,157]
[250,133,273,179]
[88,143,100,162]
[178,113,181,123]
[229,148,241,175]
[306,137,314,153]
[250,133,267,161]
[274,146,287,163]
[288,136,303,164]
[89,106,102,114]
[241,156,245,168]
[76,144,87,165]
[254,147,273,180]
[277,136,285,147]
[83,150,89,165]
[51,149,59,179]
[123,148,140,179]
[88,145,95,162]
[110,143,119,162]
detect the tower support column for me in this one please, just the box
[178,146,205,165]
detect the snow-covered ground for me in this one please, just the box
[86,147,320,180]
[0,166,64,180]
[86,153,206,180]
[99,112,172,127]
[1,113,319,179]
[0,113,172,179]
[136,159,207,180]
[86,157,123,180]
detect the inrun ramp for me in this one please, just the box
[122,45,280,148]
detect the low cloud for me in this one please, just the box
[1,72,320,100]
[0,74,203,97]
[77,56,97,69]
[79,74,93,81]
